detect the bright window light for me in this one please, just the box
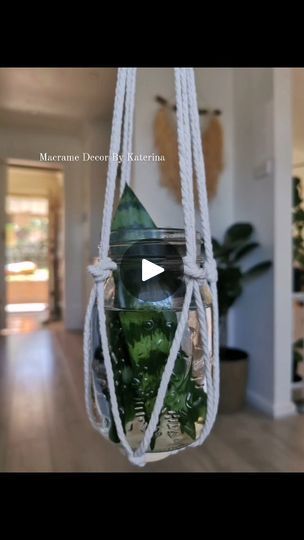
[5,303,48,313]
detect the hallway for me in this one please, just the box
[1,327,304,473]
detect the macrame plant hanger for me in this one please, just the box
[84,67,219,467]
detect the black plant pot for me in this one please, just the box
[219,347,249,414]
[293,268,304,292]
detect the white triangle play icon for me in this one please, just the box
[142,258,165,282]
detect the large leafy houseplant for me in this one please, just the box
[212,223,271,412]
[293,338,304,383]
[292,178,304,380]
[293,177,304,291]
[212,223,272,347]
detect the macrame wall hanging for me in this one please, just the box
[154,96,224,203]
[84,67,219,467]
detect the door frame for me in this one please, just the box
[0,163,7,330]
[0,159,64,330]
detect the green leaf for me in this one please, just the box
[172,353,188,379]
[186,384,207,421]
[243,261,272,280]
[293,237,304,248]
[224,223,253,246]
[217,266,243,314]
[294,338,304,349]
[294,350,303,365]
[293,208,304,223]
[109,413,120,443]
[212,238,236,264]
[213,222,273,320]
[111,184,156,230]
[119,310,176,367]
[150,433,157,451]
[181,419,196,440]
[121,366,133,385]
[293,177,302,207]
[232,242,259,262]
[293,253,304,264]
[212,238,223,257]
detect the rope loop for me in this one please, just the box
[88,257,117,283]
[129,455,146,467]
[183,256,218,284]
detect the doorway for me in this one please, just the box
[2,164,64,334]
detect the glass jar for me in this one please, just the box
[91,228,213,461]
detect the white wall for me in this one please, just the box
[132,67,236,348]
[195,68,235,239]
[133,68,235,238]
[133,68,184,228]
[273,69,294,416]
[233,68,275,411]
[82,120,111,305]
[233,68,294,416]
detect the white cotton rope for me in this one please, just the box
[83,67,219,467]
[120,68,136,195]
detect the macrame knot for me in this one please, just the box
[129,455,146,467]
[183,256,218,284]
[204,259,218,283]
[88,257,117,283]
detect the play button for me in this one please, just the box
[117,238,185,304]
[142,259,164,282]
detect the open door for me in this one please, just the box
[0,163,7,330]
[1,164,64,333]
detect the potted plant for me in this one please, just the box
[293,177,304,292]
[293,338,304,383]
[212,223,272,413]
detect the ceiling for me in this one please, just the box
[293,68,304,154]
[1,67,302,148]
[0,68,117,125]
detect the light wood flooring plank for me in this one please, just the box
[1,327,304,472]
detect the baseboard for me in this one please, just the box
[247,389,296,418]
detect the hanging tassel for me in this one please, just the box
[202,114,224,200]
[154,105,181,203]
[154,106,224,203]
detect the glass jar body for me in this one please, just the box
[90,229,212,459]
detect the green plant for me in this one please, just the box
[212,223,272,345]
[293,338,304,382]
[95,185,207,448]
[293,177,304,269]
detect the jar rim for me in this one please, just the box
[110,227,202,246]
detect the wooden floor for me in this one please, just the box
[3,310,49,335]
[1,325,304,473]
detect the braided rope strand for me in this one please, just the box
[185,69,220,430]
[83,67,219,467]
[99,68,127,260]
[120,68,137,194]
